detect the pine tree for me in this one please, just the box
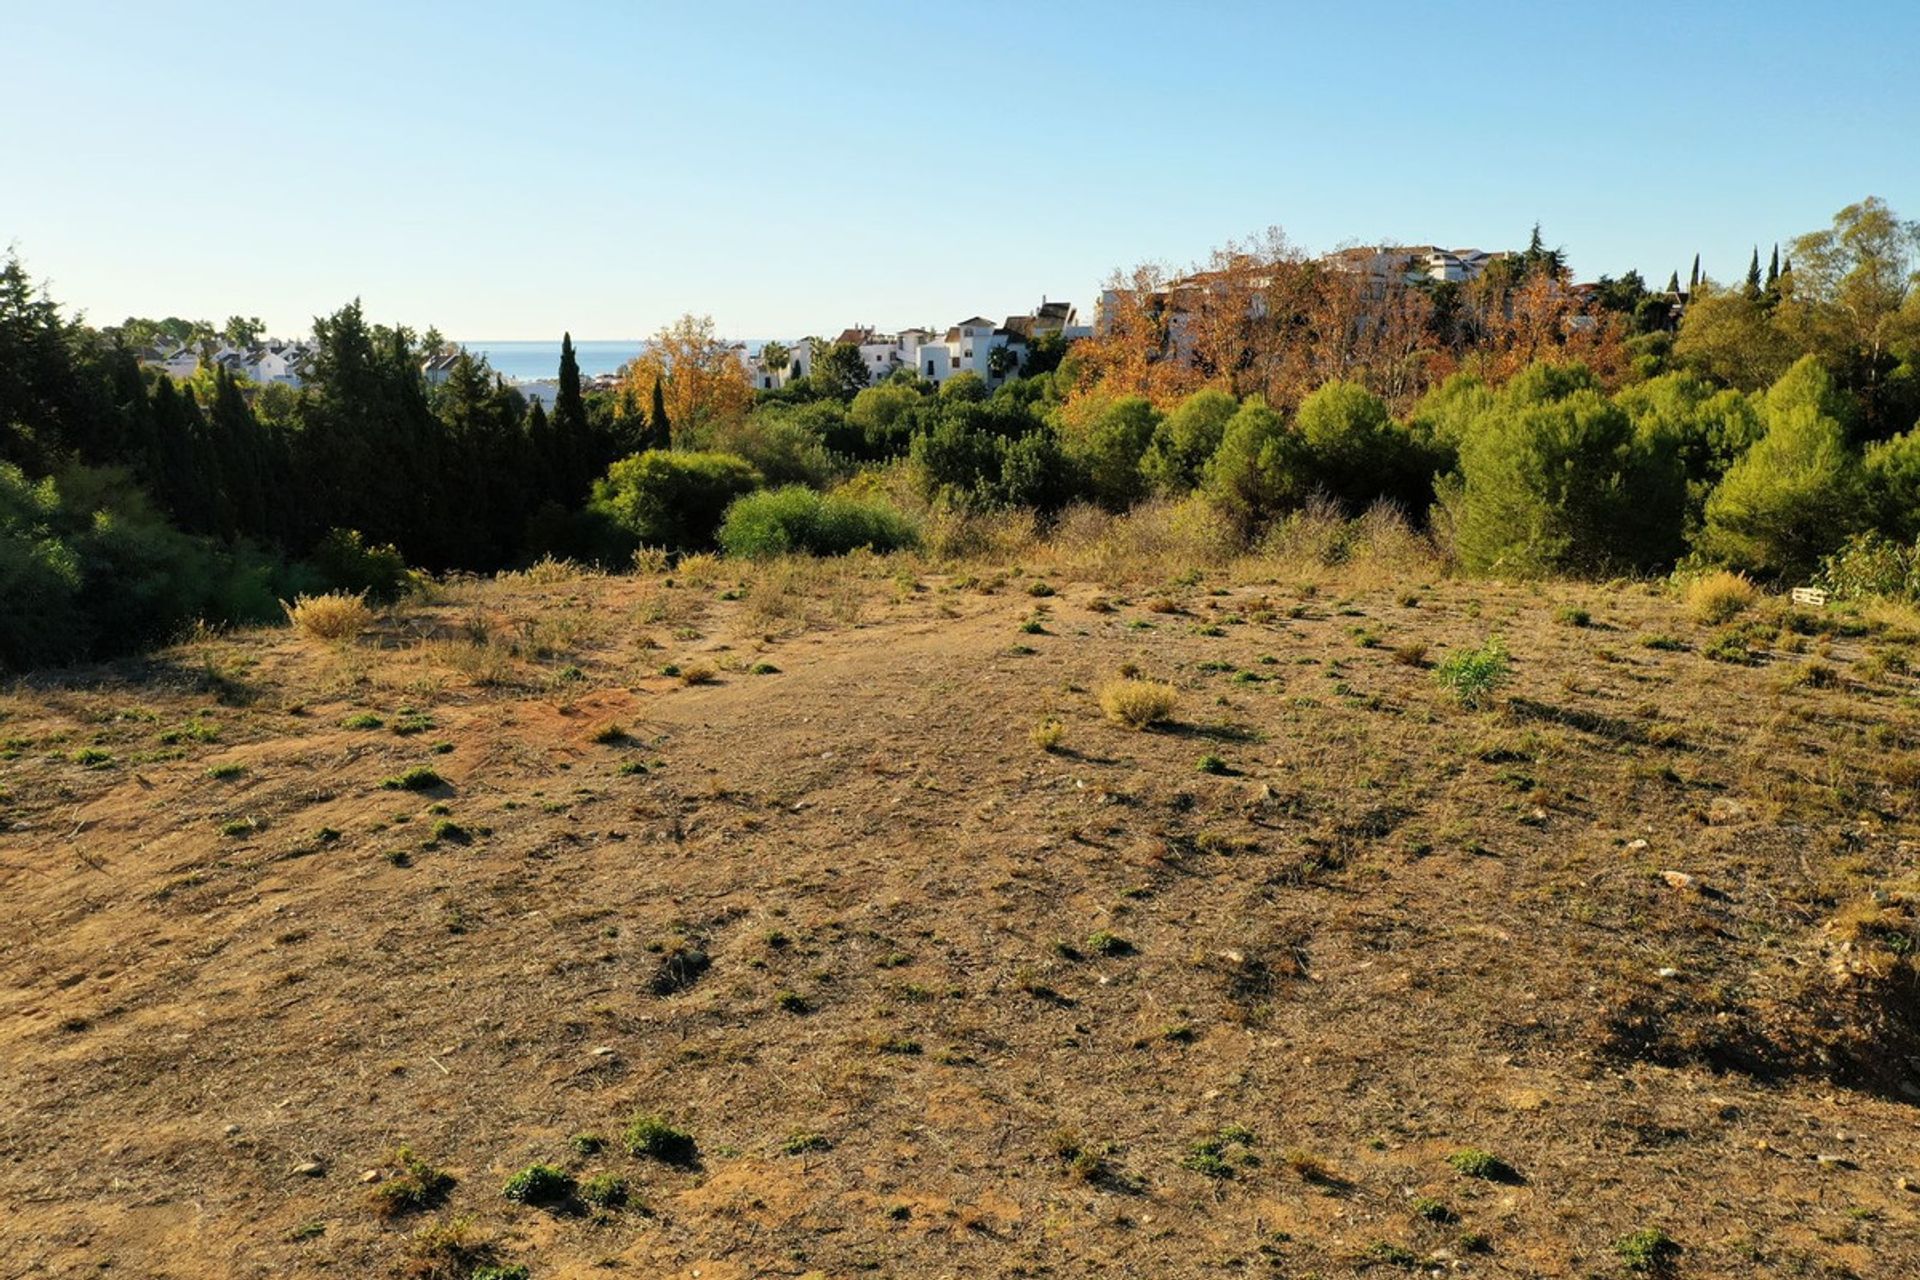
[1665,270,1680,295]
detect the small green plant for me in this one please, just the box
[1639,632,1685,651]
[1027,580,1056,597]
[381,766,444,791]
[875,1034,922,1055]
[220,817,261,838]
[1086,930,1131,956]
[775,991,811,1014]
[1020,617,1047,635]
[431,819,470,845]
[623,1113,696,1165]
[369,1147,454,1218]
[1195,753,1228,775]
[1447,1148,1517,1181]
[501,1163,574,1206]
[342,712,384,730]
[1030,718,1066,752]
[1410,1196,1454,1223]
[579,1172,628,1209]
[781,1130,830,1155]
[570,1132,605,1156]
[749,661,780,675]
[1433,637,1511,709]
[1361,1241,1419,1267]
[1182,1124,1256,1179]
[391,710,435,736]
[70,747,112,767]
[591,723,628,745]
[1555,605,1591,627]
[205,762,245,779]
[1614,1227,1680,1273]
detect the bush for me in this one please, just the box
[717,486,917,559]
[310,527,409,600]
[623,1113,696,1165]
[283,591,373,641]
[1434,638,1511,709]
[501,1163,574,1206]
[578,1173,628,1209]
[1446,1147,1517,1180]
[1098,678,1178,729]
[1820,531,1919,600]
[1615,1227,1680,1273]
[1684,569,1759,623]
[1142,387,1237,493]
[591,450,761,550]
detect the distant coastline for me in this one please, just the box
[458,339,644,384]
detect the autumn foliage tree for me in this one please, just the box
[617,313,753,447]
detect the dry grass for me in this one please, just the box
[1097,677,1178,729]
[1029,718,1066,752]
[1686,570,1760,624]
[281,592,373,642]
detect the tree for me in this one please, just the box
[1141,387,1237,493]
[1697,356,1867,578]
[222,316,264,347]
[1674,283,1796,390]
[1744,248,1763,300]
[1689,254,1702,292]
[548,332,594,499]
[1057,394,1158,509]
[1774,197,1920,435]
[758,340,790,388]
[1293,380,1427,515]
[647,377,671,451]
[616,314,753,445]
[809,341,870,400]
[1437,367,1684,576]
[1203,396,1307,538]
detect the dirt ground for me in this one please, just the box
[3,553,1918,1278]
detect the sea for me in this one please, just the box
[457,339,645,383]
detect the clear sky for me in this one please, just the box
[5,0,1917,341]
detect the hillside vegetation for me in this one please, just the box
[4,519,1918,1278]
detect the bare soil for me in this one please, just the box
[3,561,1918,1277]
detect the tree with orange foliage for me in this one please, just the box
[616,314,754,447]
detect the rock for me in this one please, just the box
[590,1046,615,1057]
[1896,1175,1917,1193]
[223,1124,241,1136]
[1708,798,1747,825]
[1656,967,1682,980]
[290,1161,325,1178]
[360,1169,383,1184]
[1626,838,1649,851]
[1660,870,1698,892]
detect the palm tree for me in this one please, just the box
[757,340,790,388]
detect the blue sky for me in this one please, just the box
[5,0,1916,340]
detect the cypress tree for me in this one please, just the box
[550,332,592,498]
[1664,270,1680,295]
[648,377,670,451]
[1766,245,1780,286]
[1744,247,1762,299]
[1688,254,1701,292]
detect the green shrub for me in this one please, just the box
[1434,638,1511,708]
[1446,1147,1517,1180]
[380,766,444,792]
[591,450,761,551]
[501,1163,574,1205]
[623,1113,696,1165]
[310,527,410,600]
[1614,1227,1680,1273]
[578,1172,628,1209]
[1820,531,1920,600]
[717,486,917,558]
